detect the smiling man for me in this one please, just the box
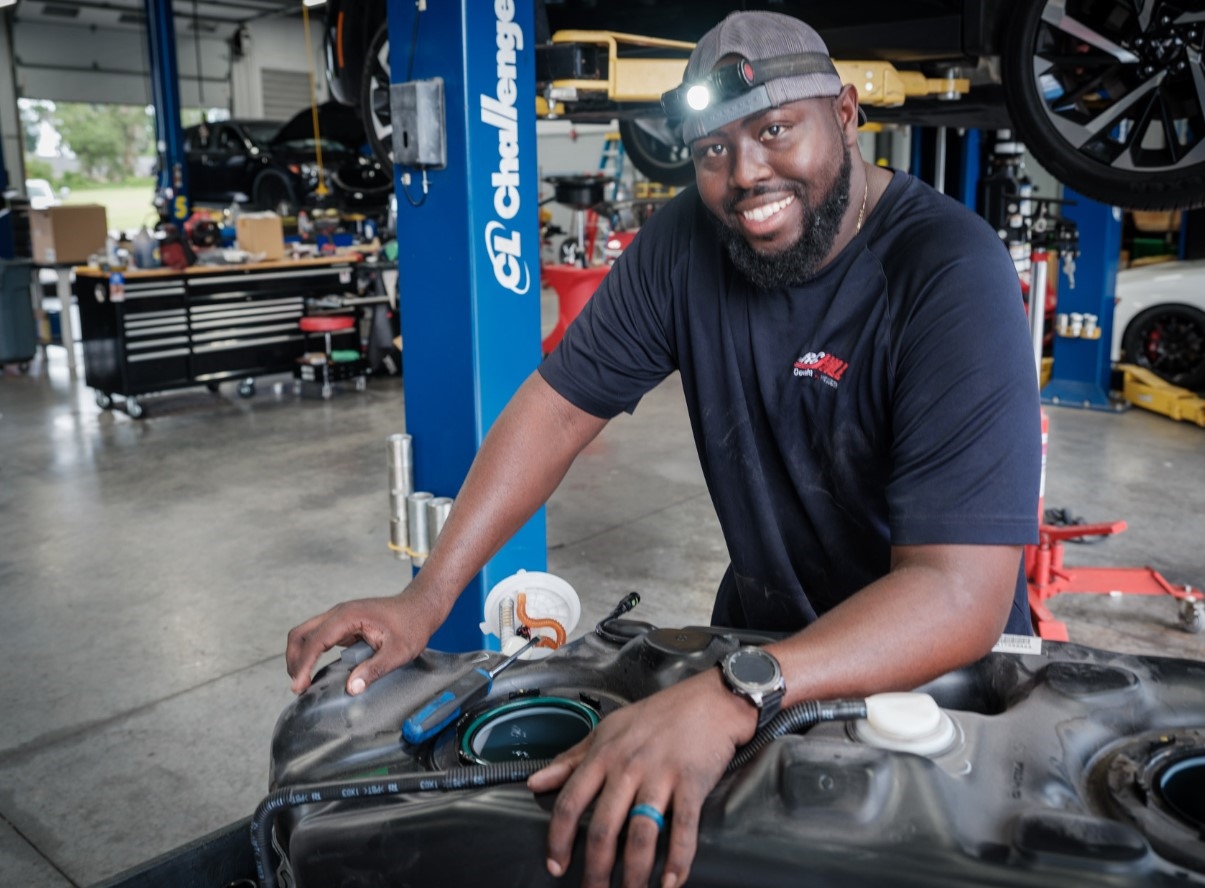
[287,11,1042,888]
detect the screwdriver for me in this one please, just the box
[402,636,539,744]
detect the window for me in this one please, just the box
[218,128,243,152]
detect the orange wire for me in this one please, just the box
[516,592,567,648]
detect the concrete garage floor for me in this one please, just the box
[1,318,1203,886]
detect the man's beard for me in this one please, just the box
[712,144,853,289]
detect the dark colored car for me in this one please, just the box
[323,0,1205,210]
[185,102,393,218]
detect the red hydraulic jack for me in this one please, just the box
[1023,219,1204,640]
[1025,513,1203,640]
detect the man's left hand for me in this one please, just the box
[527,669,758,888]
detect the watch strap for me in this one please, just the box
[755,685,783,730]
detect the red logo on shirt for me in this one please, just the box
[793,351,848,388]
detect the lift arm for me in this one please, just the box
[537,30,970,117]
[1116,363,1205,428]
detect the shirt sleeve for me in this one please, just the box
[884,214,1043,546]
[538,193,694,418]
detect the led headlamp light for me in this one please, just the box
[662,57,760,118]
[660,51,840,141]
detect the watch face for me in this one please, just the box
[728,648,779,688]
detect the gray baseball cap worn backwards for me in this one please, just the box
[664,11,858,145]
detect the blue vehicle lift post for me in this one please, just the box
[910,126,981,212]
[1040,189,1124,411]
[388,0,547,651]
[144,0,189,225]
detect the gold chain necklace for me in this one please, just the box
[855,180,869,235]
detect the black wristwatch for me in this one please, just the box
[717,646,785,730]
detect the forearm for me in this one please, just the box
[404,372,608,622]
[765,544,1021,706]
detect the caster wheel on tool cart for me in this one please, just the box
[1181,598,1205,634]
[205,381,221,393]
[237,380,256,399]
[126,397,144,419]
[95,391,112,410]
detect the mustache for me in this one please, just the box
[724,184,802,216]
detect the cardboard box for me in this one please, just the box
[236,212,285,261]
[28,205,109,265]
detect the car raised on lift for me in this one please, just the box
[322,0,1205,210]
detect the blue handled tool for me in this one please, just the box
[402,637,539,744]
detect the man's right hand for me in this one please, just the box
[285,375,608,699]
[285,593,435,696]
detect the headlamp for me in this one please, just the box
[660,51,839,122]
[662,57,758,119]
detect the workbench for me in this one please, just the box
[75,256,359,417]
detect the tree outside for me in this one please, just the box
[20,99,227,232]
[21,99,155,188]
[55,104,155,183]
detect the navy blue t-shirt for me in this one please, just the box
[539,170,1041,635]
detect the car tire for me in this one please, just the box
[1002,0,1205,210]
[1121,303,1205,391]
[254,174,298,218]
[362,23,394,167]
[618,118,694,188]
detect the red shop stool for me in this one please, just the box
[295,315,368,399]
[540,264,610,355]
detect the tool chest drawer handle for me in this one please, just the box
[192,333,304,353]
[124,324,190,338]
[123,310,188,324]
[189,298,305,316]
[125,286,187,299]
[128,348,191,362]
[127,336,191,350]
[192,322,301,342]
[191,311,302,331]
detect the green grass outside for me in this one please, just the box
[63,179,159,235]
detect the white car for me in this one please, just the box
[1112,259,1205,392]
[25,178,58,210]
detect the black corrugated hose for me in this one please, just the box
[252,697,868,888]
[727,698,868,772]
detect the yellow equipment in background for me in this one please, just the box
[537,30,970,118]
[1116,364,1205,428]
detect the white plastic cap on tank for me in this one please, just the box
[480,569,580,660]
[854,692,958,756]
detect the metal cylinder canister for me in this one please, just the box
[406,492,435,564]
[425,497,453,548]
[386,434,413,559]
